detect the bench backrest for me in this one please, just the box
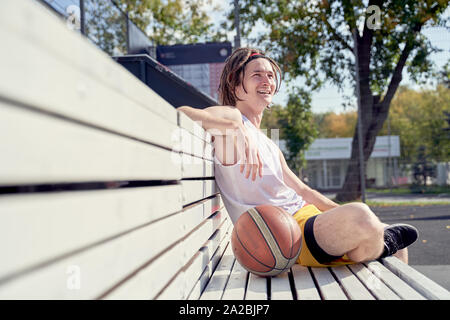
[0,0,231,299]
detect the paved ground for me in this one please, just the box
[324,192,450,291]
[371,204,450,290]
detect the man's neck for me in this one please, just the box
[235,104,264,129]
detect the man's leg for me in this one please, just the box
[312,203,385,263]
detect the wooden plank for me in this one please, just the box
[204,180,218,198]
[364,261,425,300]
[0,102,181,185]
[0,3,179,151]
[246,273,268,300]
[157,217,230,300]
[330,266,375,300]
[290,265,321,300]
[0,201,218,299]
[310,267,347,300]
[382,256,450,300]
[204,160,214,178]
[0,185,182,280]
[180,128,206,159]
[270,270,294,300]
[102,203,227,300]
[187,234,230,300]
[348,263,400,300]
[178,111,211,143]
[221,260,248,300]
[181,180,204,206]
[181,154,204,179]
[204,142,214,161]
[1,0,178,124]
[200,245,235,300]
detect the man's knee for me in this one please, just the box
[345,203,383,239]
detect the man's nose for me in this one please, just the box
[260,74,271,84]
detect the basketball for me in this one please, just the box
[231,205,302,277]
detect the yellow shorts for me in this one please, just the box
[293,204,355,268]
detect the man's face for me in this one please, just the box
[235,58,276,111]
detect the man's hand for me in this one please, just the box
[177,105,263,181]
[235,123,263,181]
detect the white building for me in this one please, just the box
[294,136,401,190]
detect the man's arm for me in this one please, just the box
[178,105,262,179]
[177,105,242,135]
[278,149,339,212]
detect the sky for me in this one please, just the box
[208,1,450,114]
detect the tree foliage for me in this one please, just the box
[236,0,449,200]
[379,84,450,162]
[261,89,317,173]
[116,0,227,45]
[314,111,357,138]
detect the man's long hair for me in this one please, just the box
[218,48,282,107]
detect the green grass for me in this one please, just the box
[366,200,450,207]
[367,185,450,195]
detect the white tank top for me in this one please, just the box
[214,114,306,223]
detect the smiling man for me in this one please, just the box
[178,48,418,268]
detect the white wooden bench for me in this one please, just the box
[0,0,448,301]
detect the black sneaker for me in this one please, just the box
[380,223,419,258]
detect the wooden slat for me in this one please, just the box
[0,185,182,280]
[102,201,226,299]
[181,180,204,206]
[204,194,222,218]
[290,265,321,300]
[181,157,214,179]
[330,266,375,300]
[180,128,207,159]
[187,231,231,300]
[364,261,425,300]
[178,111,211,143]
[157,217,230,299]
[0,1,179,151]
[221,261,248,300]
[205,160,214,177]
[204,180,218,198]
[3,0,178,124]
[0,201,218,299]
[246,273,268,300]
[348,263,400,300]
[310,267,347,300]
[270,270,294,300]
[200,245,235,300]
[0,102,181,185]
[381,256,450,300]
[181,180,218,206]
[181,154,204,179]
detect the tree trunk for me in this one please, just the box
[333,0,426,202]
[336,102,389,202]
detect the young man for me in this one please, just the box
[178,48,418,267]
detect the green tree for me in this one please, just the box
[84,0,128,55]
[314,111,357,138]
[116,0,227,45]
[380,84,450,162]
[237,0,449,201]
